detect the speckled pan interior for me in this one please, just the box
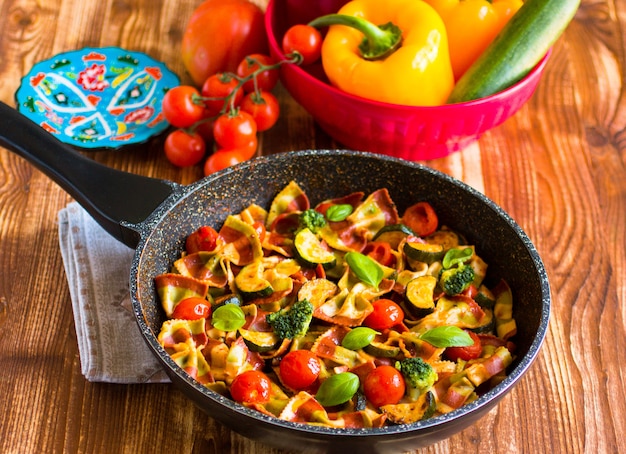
[129,150,550,454]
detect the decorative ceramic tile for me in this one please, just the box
[15,47,180,150]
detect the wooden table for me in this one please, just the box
[1,0,624,452]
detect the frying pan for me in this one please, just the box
[0,101,550,453]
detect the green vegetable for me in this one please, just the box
[235,260,273,300]
[404,275,438,318]
[403,242,445,265]
[238,328,279,352]
[315,372,359,407]
[212,304,246,331]
[438,264,475,296]
[293,228,337,269]
[326,204,353,222]
[373,223,414,249]
[442,247,473,269]
[447,0,581,102]
[341,327,379,350]
[345,251,383,289]
[419,325,473,347]
[396,357,437,400]
[265,299,314,340]
[298,209,327,233]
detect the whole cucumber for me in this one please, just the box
[446,0,581,103]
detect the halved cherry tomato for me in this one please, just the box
[402,201,439,237]
[161,86,205,128]
[282,24,322,65]
[213,110,257,149]
[229,370,271,404]
[171,297,212,320]
[363,299,404,331]
[445,330,482,361]
[236,54,279,93]
[279,350,321,390]
[363,365,406,408]
[186,226,219,253]
[164,129,206,167]
[201,72,244,116]
[240,91,280,132]
[361,241,395,267]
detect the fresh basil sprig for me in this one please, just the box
[442,247,473,269]
[211,304,246,331]
[345,251,383,289]
[419,326,474,347]
[315,372,359,407]
[326,204,353,222]
[341,327,379,350]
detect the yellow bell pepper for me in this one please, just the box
[309,0,454,106]
[423,0,523,80]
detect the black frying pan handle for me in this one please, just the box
[0,101,178,248]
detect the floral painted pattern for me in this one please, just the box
[15,47,180,150]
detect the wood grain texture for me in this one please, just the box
[0,0,624,453]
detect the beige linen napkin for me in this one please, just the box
[58,202,170,383]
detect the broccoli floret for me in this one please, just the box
[439,264,475,296]
[298,209,327,233]
[266,299,314,339]
[396,357,438,400]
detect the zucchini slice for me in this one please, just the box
[373,223,415,249]
[238,328,279,353]
[294,228,337,269]
[380,391,436,424]
[404,275,438,318]
[363,340,401,358]
[235,260,273,300]
[403,241,445,264]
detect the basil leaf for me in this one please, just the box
[419,326,474,347]
[442,247,473,269]
[315,372,359,407]
[345,252,383,289]
[211,304,246,331]
[341,327,379,350]
[326,204,353,222]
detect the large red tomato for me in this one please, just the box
[182,0,268,87]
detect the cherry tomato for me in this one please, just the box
[171,297,212,320]
[282,24,322,65]
[401,201,438,237]
[164,129,206,167]
[445,330,483,361]
[161,86,205,128]
[213,110,257,149]
[240,91,280,132]
[230,370,271,404]
[279,350,321,390]
[363,299,404,331]
[236,54,279,93]
[201,72,244,116]
[186,226,219,253]
[363,365,406,408]
[203,142,256,176]
[361,241,395,267]
[181,0,268,86]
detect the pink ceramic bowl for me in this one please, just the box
[265,0,550,160]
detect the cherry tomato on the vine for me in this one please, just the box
[203,143,256,176]
[363,365,406,408]
[279,350,321,390]
[161,86,205,128]
[363,299,404,331]
[164,129,206,167]
[236,54,280,93]
[201,72,244,116]
[171,297,212,320]
[186,225,219,253]
[282,24,322,65]
[229,370,271,404]
[213,110,257,149]
[445,330,483,361]
[240,91,280,132]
